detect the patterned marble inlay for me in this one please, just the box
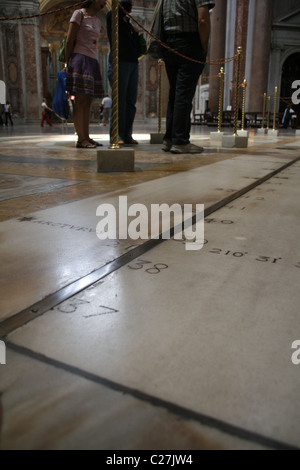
[0,173,82,202]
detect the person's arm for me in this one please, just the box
[65,21,80,63]
[198,6,211,55]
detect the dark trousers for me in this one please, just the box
[163,35,206,145]
[5,112,13,126]
[108,61,138,142]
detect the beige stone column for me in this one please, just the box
[249,0,273,111]
[208,0,227,112]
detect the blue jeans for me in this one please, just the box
[108,61,138,142]
[163,35,206,145]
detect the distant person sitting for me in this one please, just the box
[204,107,212,123]
[282,104,295,129]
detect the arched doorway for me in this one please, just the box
[280,52,300,127]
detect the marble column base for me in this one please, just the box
[222,134,248,148]
[150,133,164,144]
[210,131,223,143]
[266,129,279,138]
[237,130,249,137]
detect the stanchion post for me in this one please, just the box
[273,86,278,131]
[217,67,224,133]
[241,79,247,132]
[233,47,242,136]
[267,95,271,129]
[109,0,119,149]
[97,0,135,172]
[158,59,163,134]
[150,59,164,143]
[262,93,266,129]
[222,47,248,147]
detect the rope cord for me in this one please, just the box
[2,0,292,107]
[118,3,237,66]
[0,1,237,67]
[0,1,83,22]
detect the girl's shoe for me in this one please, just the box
[89,138,103,147]
[76,140,97,149]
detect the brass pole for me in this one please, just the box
[273,86,278,131]
[217,67,224,133]
[262,93,266,129]
[109,0,119,149]
[267,96,271,129]
[158,59,163,134]
[233,47,242,136]
[241,79,247,131]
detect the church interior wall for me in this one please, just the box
[0,0,299,123]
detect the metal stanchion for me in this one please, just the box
[233,47,242,136]
[241,79,247,132]
[267,95,271,129]
[257,92,267,134]
[97,0,135,172]
[262,93,266,129]
[109,0,119,149]
[150,60,164,144]
[217,67,224,133]
[273,86,278,131]
[158,59,163,134]
[267,86,279,137]
[210,67,225,143]
[222,47,248,147]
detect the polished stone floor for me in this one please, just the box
[0,121,300,450]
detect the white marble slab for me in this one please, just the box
[6,162,300,449]
[0,350,267,450]
[0,153,294,321]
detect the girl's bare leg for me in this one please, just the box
[73,93,93,144]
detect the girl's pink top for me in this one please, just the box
[70,9,101,60]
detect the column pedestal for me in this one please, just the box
[97,148,135,172]
[150,133,164,144]
[210,131,224,143]
[222,134,248,148]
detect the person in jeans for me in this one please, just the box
[161,0,215,154]
[106,0,140,145]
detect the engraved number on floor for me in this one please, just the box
[128,259,169,274]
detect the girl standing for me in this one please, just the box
[65,0,106,148]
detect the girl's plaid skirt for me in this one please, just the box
[66,53,104,98]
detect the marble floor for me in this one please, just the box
[0,121,300,450]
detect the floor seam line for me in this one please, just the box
[5,341,299,451]
[1,155,299,339]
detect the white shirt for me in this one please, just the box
[102,97,112,109]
